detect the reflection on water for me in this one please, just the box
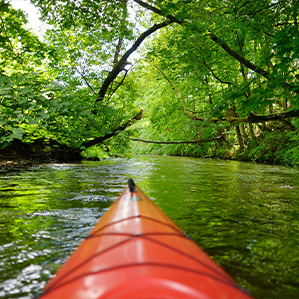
[0,156,299,298]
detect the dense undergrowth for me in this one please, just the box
[239,129,299,166]
[129,122,299,167]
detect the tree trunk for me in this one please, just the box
[248,122,256,140]
[240,124,248,144]
[231,106,244,151]
[235,125,244,151]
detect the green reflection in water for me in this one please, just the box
[137,156,299,298]
[0,157,299,298]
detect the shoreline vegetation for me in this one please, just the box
[1,1,299,168]
[1,127,298,167]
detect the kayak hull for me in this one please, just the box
[38,183,253,299]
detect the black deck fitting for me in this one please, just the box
[128,178,136,192]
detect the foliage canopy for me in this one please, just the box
[0,0,298,164]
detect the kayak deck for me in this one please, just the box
[38,180,253,299]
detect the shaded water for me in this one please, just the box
[0,156,299,299]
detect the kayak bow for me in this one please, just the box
[38,179,253,299]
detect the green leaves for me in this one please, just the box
[0,0,297,162]
[0,2,9,12]
[127,0,299,160]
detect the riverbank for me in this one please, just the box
[1,130,299,167]
[132,129,299,167]
[0,139,82,165]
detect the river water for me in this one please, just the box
[0,155,298,299]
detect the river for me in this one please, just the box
[0,155,299,299]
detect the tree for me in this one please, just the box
[128,0,299,163]
[1,0,172,160]
[1,0,298,164]
[0,1,51,147]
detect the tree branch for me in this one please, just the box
[201,52,232,84]
[133,0,183,24]
[210,109,299,123]
[154,67,299,124]
[75,68,96,94]
[83,108,143,148]
[133,0,162,15]
[247,109,299,122]
[208,33,271,79]
[129,136,224,144]
[113,36,124,65]
[154,66,205,121]
[134,0,299,94]
[107,65,132,101]
[95,20,174,105]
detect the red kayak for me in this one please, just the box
[38,179,253,299]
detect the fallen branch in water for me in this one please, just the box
[129,136,224,144]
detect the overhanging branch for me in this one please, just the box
[208,33,271,80]
[129,136,224,144]
[201,50,232,85]
[154,66,205,121]
[246,110,299,122]
[210,109,299,123]
[134,0,299,95]
[83,108,143,148]
[133,0,183,24]
[95,20,174,105]
[75,68,96,94]
[154,66,299,123]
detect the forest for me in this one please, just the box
[1,0,299,165]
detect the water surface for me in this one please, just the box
[0,156,299,298]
